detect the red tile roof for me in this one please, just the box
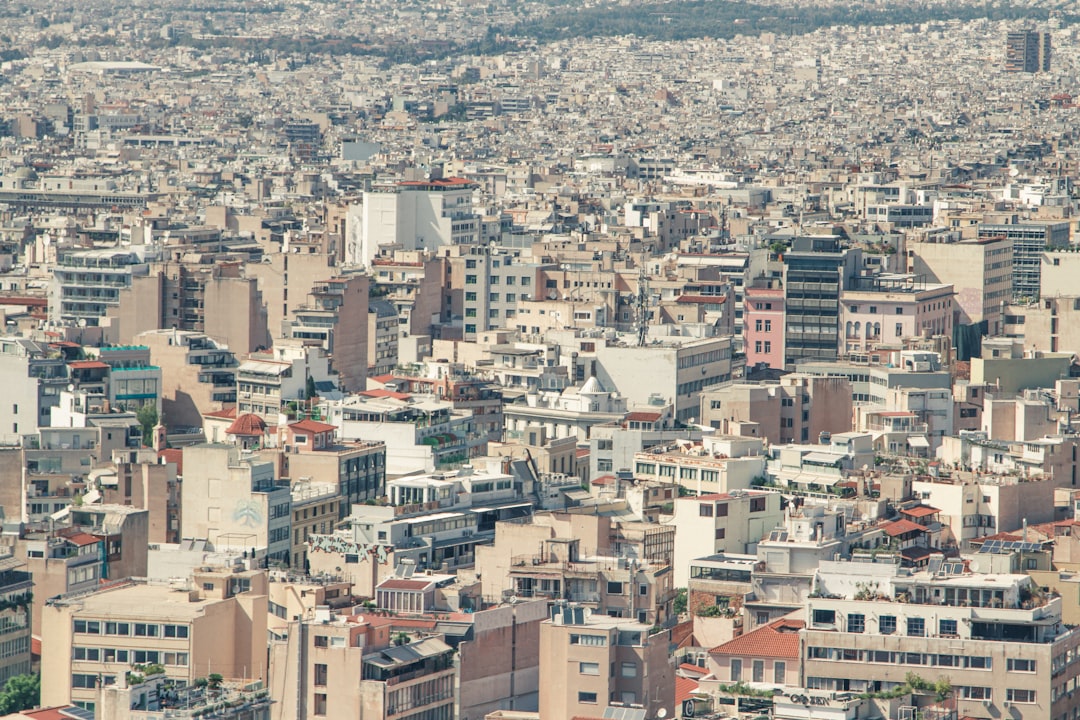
[710,618,804,659]
[625,411,662,422]
[676,675,700,703]
[882,519,927,537]
[66,532,100,547]
[592,474,616,486]
[159,448,183,474]
[900,505,940,518]
[227,413,267,436]
[203,408,237,419]
[378,579,431,591]
[360,389,411,400]
[289,419,337,434]
[68,360,109,370]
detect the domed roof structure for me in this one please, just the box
[226,413,267,437]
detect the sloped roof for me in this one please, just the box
[709,618,804,659]
[227,413,267,436]
[289,419,337,434]
[882,519,927,537]
[676,676,700,703]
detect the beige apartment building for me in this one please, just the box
[538,606,674,720]
[699,374,853,445]
[40,568,268,711]
[907,236,1012,334]
[268,608,456,720]
[137,329,238,430]
[180,444,292,563]
[110,261,269,355]
[801,558,1080,720]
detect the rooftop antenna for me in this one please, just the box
[635,265,649,347]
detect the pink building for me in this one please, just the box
[840,277,954,355]
[744,281,785,369]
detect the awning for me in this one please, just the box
[907,436,930,448]
[563,489,592,501]
[802,452,843,465]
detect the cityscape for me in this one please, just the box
[0,0,1080,719]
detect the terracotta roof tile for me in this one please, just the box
[882,519,927,537]
[227,413,267,436]
[676,676,700,703]
[709,618,804,659]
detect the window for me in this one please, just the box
[578,692,598,704]
[72,674,97,689]
[938,619,958,637]
[607,582,624,595]
[465,275,477,285]
[639,584,648,596]
[962,687,991,700]
[105,622,130,636]
[969,656,991,669]
[895,323,903,337]
[764,320,772,332]
[73,620,100,635]
[1008,658,1035,672]
[314,635,328,648]
[163,624,189,639]
[907,618,925,637]
[774,661,786,683]
[764,341,771,353]
[134,623,159,637]
[716,503,728,517]
[314,693,327,716]
[879,615,896,634]
[869,306,877,314]
[621,662,638,677]
[699,503,713,517]
[895,307,904,315]
[715,528,726,540]
[812,609,835,626]
[569,634,606,646]
[579,662,599,675]
[1006,689,1036,704]
[847,613,865,633]
[315,664,328,686]
[730,659,742,681]
[752,660,764,683]
[749,497,766,512]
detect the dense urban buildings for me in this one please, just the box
[0,1,1079,719]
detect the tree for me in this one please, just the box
[673,588,687,614]
[305,375,318,402]
[136,404,158,446]
[0,674,39,715]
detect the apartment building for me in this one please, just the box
[180,444,291,564]
[268,607,455,720]
[908,235,1012,335]
[700,374,853,444]
[0,554,32,687]
[977,220,1069,302]
[839,275,955,355]
[0,337,68,436]
[595,335,739,423]
[41,569,269,711]
[368,251,444,337]
[670,491,783,587]
[743,278,785,369]
[235,341,334,423]
[448,245,541,341]
[138,329,238,430]
[631,434,766,495]
[538,605,674,720]
[111,261,270,355]
[781,236,862,366]
[48,248,150,326]
[358,177,480,266]
[802,557,1080,720]
[288,481,340,570]
[368,298,399,376]
[284,275,369,392]
[274,418,387,516]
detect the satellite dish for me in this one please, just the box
[657,710,668,719]
[508,595,518,604]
